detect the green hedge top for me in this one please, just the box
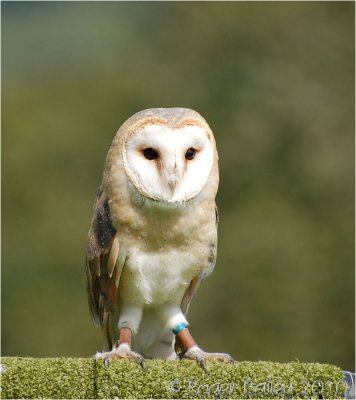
[0,357,347,399]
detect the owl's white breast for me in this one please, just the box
[119,241,203,307]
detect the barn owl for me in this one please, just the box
[86,108,233,371]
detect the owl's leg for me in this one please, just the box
[96,304,146,368]
[162,305,234,371]
[175,326,234,372]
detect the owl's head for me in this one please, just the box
[106,108,218,204]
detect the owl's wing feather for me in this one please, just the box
[181,206,219,315]
[181,276,203,315]
[86,185,119,349]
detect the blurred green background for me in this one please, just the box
[2,2,354,370]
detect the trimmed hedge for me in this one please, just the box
[0,357,347,399]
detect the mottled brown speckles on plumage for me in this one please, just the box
[85,187,118,330]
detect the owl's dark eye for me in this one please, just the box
[185,147,196,160]
[143,148,159,160]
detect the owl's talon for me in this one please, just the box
[183,345,234,372]
[140,357,146,369]
[198,357,208,373]
[95,344,146,369]
[227,355,235,364]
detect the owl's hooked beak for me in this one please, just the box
[163,158,183,196]
[168,179,177,193]
[166,171,182,195]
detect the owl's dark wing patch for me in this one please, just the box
[86,185,119,349]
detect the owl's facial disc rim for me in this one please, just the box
[122,124,215,204]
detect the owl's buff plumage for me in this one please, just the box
[86,108,233,369]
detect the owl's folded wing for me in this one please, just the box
[181,206,219,316]
[85,185,120,349]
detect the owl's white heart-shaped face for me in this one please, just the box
[123,124,215,203]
